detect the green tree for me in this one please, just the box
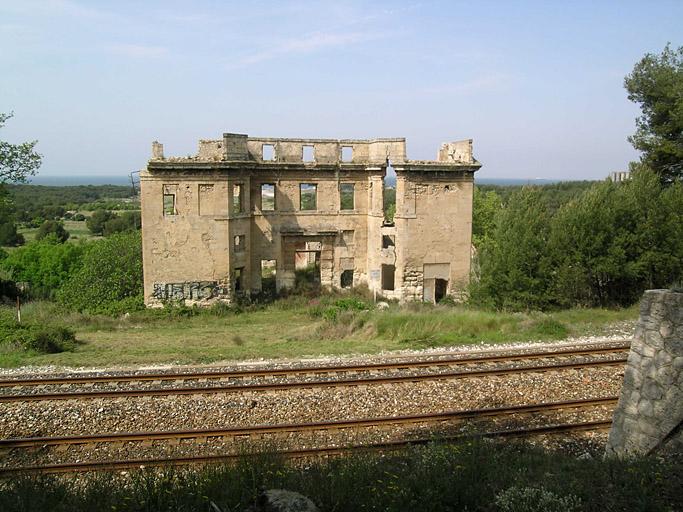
[86,209,116,235]
[0,188,23,247]
[0,221,23,247]
[0,112,42,183]
[103,211,141,236]
[58,232,143,314]
[548,168,683,307]
[472,187,502,249]
[0,239,85,298]
[548,181,631,307]
[35,220,70,243]
[470,187,553,310]
[624,44,683,184]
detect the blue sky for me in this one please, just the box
[1,0,681,180]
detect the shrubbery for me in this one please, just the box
[35,220,69,243]
[0,309,76,354]
[58,231,144,314]
[85,209,116,235]
[0,440,679,512]
[86,209,141,236]
[309,296,370,321]
[471,168,683,310]
[0,239,85,298]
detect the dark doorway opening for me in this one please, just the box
[341,270,353,288]
[295,251,321,291]
[381,264,395,291]
[261,260,276,294]
[234,267,244,293]
[435,278,448,303]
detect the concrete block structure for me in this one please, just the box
[140,133,481,306]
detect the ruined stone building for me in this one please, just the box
[140,134,481,306]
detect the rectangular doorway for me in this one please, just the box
[261,259,276,294]
[423,263,450,303]
[295,243,321,290]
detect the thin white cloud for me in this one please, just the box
[420,72,514,96]
[107,43,168,59]
[228,30,386,69]
[1,0,112,20]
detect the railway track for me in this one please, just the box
[0,414,614,476]
[0,343,630,388]
[0,396,617,451]
[0,345,629,403]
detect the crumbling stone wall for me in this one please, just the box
[141,133,481,306]
[606,289,683,457]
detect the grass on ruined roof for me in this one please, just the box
[0,297,637,368]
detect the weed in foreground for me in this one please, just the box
[0,441,679,512]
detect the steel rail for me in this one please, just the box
[0,396,618,449]
[0,420,613,476]
[0,343,630,388]
[0,358,627,403]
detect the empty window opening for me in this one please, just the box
[381,264,395,291]
[234,267,244,292]
[341,146,353,162]
[340,183,354,210]
[341,230,355,246]
[382,235,395,248]
[261,183,275,211]
[341,270,354,288]
[262,144,275,161]
[383,162,396,224]
[300,183,317,210]
[234,234,245,252]
[302,145,315,162]
[233,184,244,214]
[261,259,276,294]
[163,193,176,216]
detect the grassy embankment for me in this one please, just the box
[0,440,679,512]
[0,297,637,368]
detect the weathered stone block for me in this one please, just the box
[606,290,683,458]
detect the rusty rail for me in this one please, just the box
[0,343,630,388]
[0,358,627,403]
[0,418,614,476]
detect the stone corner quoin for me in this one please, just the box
[606,289,683,457]
[140,133,481,307]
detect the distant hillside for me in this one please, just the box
[28,175,132,186]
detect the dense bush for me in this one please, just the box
[495,486,582,512]
[471,168,683,310]
[0,239,85,298]
[471,187,554,310]
[309,296,370,321]
[0,186,24,247]
[0,220,24,246]
[85,208,116,235]
[35,220,70,243]
[103,210,141,236]
[0,309,76,353]
[58,231,143,314]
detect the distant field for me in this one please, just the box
[0,300,638,368]
[16,219,100,244]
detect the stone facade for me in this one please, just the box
[140,133,481,306]
[605,289,683,457]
